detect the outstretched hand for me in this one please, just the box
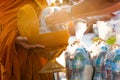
[15,36,45,50]
[46,10,72,26]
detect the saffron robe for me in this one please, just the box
[0,0,53,80]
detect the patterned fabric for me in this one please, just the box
[0,0,53,80]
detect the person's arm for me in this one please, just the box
[85,13,116,33]
[72,0,120,18]
[46,0,120,26]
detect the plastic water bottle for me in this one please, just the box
[93,71,102,80]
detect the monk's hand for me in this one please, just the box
[15,36,45,50]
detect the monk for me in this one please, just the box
[0,0,53,80]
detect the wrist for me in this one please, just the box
[65,6,75,20]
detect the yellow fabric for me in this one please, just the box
[0,0,53,80]
[17,4,69,47]
[17,4,69,58]
[17,4,40,44]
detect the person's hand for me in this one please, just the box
[46,10,72,26]
[15,36,45,50]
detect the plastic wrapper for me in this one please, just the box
[112,48,120,79]
[97,21,112,41]
[40,6,61,28]
[105,59,113,80]
[81,33,96,51]
[66,47,93,80]
[93,24,98,37]
[89,39,109,80]
[108,20,120,45]
[105,45,120,80]
[83,64,93,80]
[89,39,109,59]
[75,21,87,41]
[96,20,120,45]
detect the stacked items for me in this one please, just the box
[65,20,120,80]
[65,39,120,80]
[65,45,93,80]
[93,20,120,45]
[105,44,120,80]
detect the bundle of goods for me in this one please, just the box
[93,20,120,45]
[65,45,93,80]
[65,38,120,80]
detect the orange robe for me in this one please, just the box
[0,0,53,80]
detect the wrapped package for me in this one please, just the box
[90,39,109,80]
[75,21,87,41]
[98,20,120,45]
[67,47,93,80]
[97,21,112,41]
[108,20,120,45]
[104,44,120,80]
[112,47,120,80]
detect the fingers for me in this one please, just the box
[16,36,45,50]
[46,10,71,26]
[16,36,27,42]
[35,44,45,48]
[23,44,45,50]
